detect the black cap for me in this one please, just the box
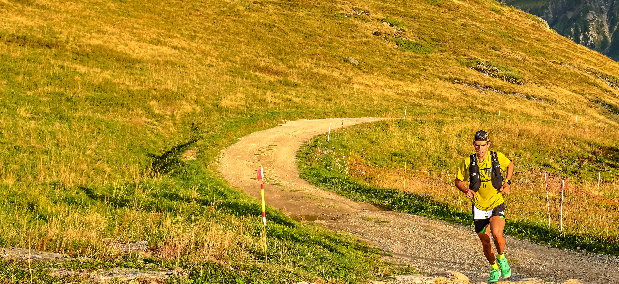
[474,130,489,141]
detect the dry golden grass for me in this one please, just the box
[0,193,262,265]
[2,0,619,279]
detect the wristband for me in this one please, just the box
[506,179,511,185]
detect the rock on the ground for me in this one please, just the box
[0,247,72,261]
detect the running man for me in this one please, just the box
[454,130,514,283]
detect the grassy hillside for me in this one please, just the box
[2,0,619,282]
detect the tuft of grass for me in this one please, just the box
[391,37,435,54]
[490,6,503,14]
[382,17,404,28]
[427,0,441,7]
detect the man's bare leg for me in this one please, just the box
[490,215,506,254]
[477,223,495,264]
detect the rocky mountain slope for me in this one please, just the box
[500,0,619,60]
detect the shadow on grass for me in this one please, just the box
[77,173,296,228]
[147,137,199,177]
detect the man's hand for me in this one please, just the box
[500,183,511,194]
[455,179,476,198]
[465,189,477,199]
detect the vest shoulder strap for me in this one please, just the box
[490,151,502,169]
[490,151,503,189]
[468,154,481,192]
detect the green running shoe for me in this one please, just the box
[488,267,500,283]
[497,256,511,278]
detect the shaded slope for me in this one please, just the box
[501,0,619,61]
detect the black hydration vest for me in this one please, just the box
[469,151,503,192]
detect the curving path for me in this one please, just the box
[218,118,619,284]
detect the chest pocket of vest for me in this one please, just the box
[469,155,481,192]
[469,152,503,192]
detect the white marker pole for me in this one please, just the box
[403,162,406,191]
[545,173,550,227]
[404,106,407,119]
[598,172,601,188]
[328,123,331,141]
[560,180,564,232]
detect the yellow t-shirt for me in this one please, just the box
[456,151,511,211]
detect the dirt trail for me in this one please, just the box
[218,118,619,284]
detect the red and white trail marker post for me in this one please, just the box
[257,168,267,262]
[257,168,266,226]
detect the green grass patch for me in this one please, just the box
[427,0,441,6]
[382,17,405,28]
[463,58,524,84]
[391,38,435,54]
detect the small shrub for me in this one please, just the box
[588,69,619,89]
[334,13,347,20]
[526,14,550,29]
[593,98,619,115]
